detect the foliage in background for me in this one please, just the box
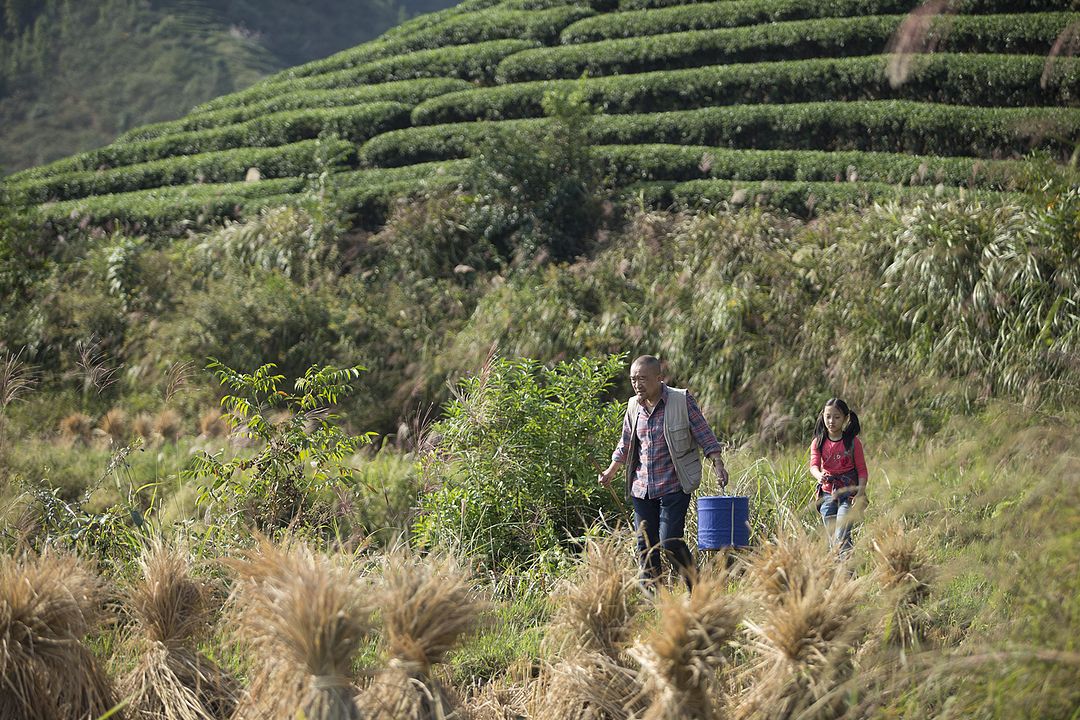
[414,354,626,570]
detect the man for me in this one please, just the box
[598,355,728,592]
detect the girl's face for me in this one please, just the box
[822,405,848,436]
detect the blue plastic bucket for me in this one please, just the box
[697,496,751,549]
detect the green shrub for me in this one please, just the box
[497,12,1078,81]
[119,79,472,143]
[365,102,1080,167]
[565,0,1061,41]
[11,138,356,204]
[414,54,1080,125]
[619,0,1069,11]
[413,355,625,570]
[14,103,410,182]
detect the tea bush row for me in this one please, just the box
[597,144,1031,190]
[414,54,1079,125]
[193,40,539,115]
[120,80,471,143]
[13,103,411,183]
[364,101,1080,166]
[11,139,356,204]
[569,0,1068,40]
[497,12,1078,81]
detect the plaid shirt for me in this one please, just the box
[612,385,722,499]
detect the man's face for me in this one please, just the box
[630,362,662,401]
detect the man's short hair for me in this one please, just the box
[631,355,662,375]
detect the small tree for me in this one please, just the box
[185,359,374,533]
[414,354,625,570]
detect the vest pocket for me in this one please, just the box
[668,424,692,455]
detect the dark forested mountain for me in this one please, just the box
[0,0,455,173]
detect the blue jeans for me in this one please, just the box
[820,494,854,554]
[632,490,694,589]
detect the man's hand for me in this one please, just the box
[712,456,729,489]
[598,462,620,486]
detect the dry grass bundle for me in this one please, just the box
[0,550,117,720]
[866,520,936,650]
[99,408,130,445]
[197,408,228,439]
[466,681,528,720]
[543,533,642,658]
[735,534,869,720]
[742,528,834,603]
[530,533,647,720]
[361,547,485,720]
[154,408,183,443]
[630,565,744,720]
[228,538,371,720]
[59,412,94,445]
[529,651,646,720]
[119,539,237,720]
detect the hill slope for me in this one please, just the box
[4,0,1079,229]
[0,0,457,174]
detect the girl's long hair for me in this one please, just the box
[813,398,861,454]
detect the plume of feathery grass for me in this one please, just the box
[530,533,647,720]
[885,0,954,87]
[361,546,485,720]
[132,412,155,441]
[59,412,95,445]
[543,532,642,658]
[119,539,237,720]
[197,408,228,439]
[100,408,130,446]
[734,532,870,720]
[154,408,183,443]
[228,538,371,720]
[630,563,744,720]
[0,550,118,720]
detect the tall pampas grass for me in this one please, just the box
[530,533,647,720]
[735,531,869,720]
[0,550,118,720]
[361,547,485,720]
[119,539,237,720]
[228,538,371,720]
[630,563,744,720]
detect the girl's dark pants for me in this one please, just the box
[632,490,694,590]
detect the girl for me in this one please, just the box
[808,398,868,555]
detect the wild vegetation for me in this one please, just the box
[1,0,1078,717]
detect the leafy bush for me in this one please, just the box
[119,79,472,143]
[185,360,373,533]
[497,12,1078,81]
[11,138,356,204]
[462,85,605,262]
[414,54,1080,125]
[364,101,1080,168]
[563,0,1058,41]
[413,355,625,569]
[14,103,410,181]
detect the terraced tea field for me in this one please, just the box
[6,0,1078,231]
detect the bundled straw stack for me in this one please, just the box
[0,551,118,720]
[228,538,371,720]
[530,534,646,720]
[119,539,237,720]
[867,520,935,650]
[736,530,869,720]
[361,547,485,720]
[631,563,744,720]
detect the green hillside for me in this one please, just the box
[3,0,1078,228]
[0,0,458,174]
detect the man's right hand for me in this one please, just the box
[598,463,620,486]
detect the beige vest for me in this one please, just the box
[623,386,703,499]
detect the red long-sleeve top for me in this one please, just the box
[809,436,868,494]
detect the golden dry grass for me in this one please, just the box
[361,547,485,720]
[865,519,935,651]
[227,537,371,720]
[197,408,228,439]
[132,412,156,441]
[119,538,237,720]
[0,550,117,720]
[154,408,183,443]
[99,408,130,446]
[58,412,94,445]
